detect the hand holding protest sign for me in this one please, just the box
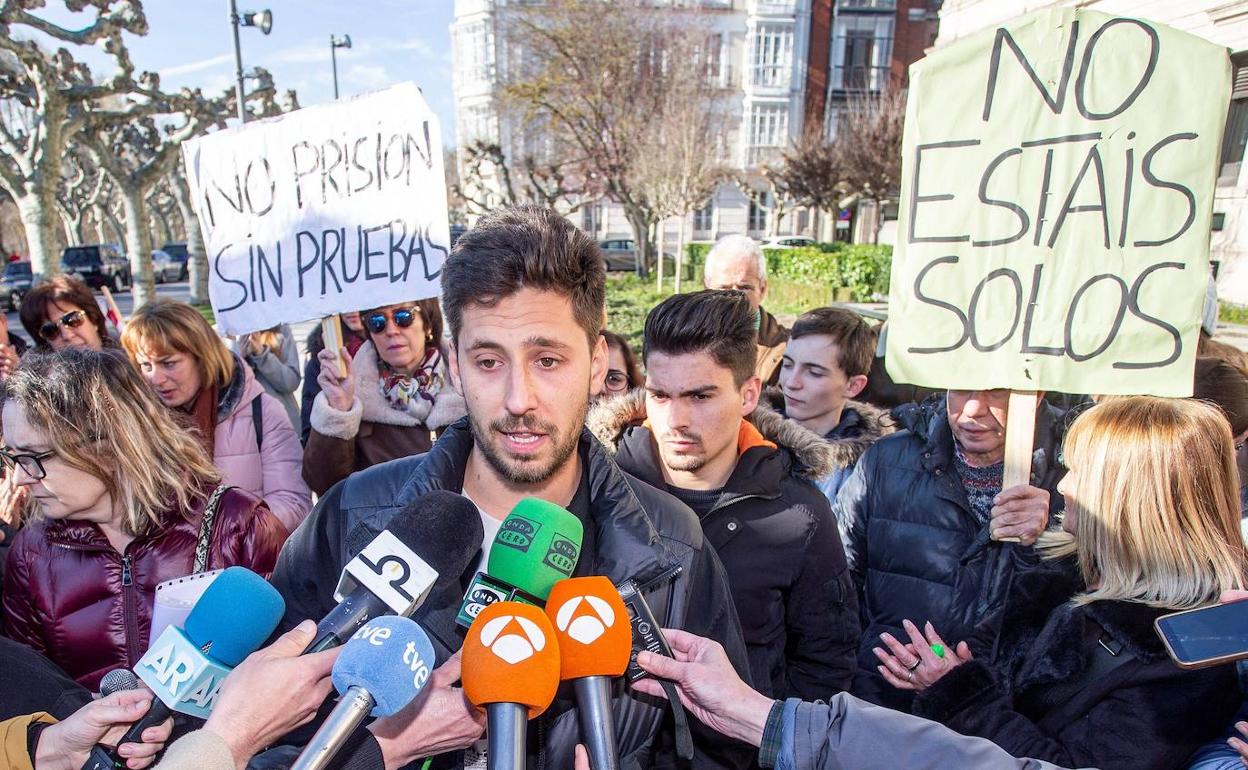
[181,82,449,336]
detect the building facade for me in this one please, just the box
[451,0,933,247]
[934,0,1248,303]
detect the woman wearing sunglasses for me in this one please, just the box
[0,349,285,689]
[18,275,115,352]
[304,299,465,495]
[121,300,312,532]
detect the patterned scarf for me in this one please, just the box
[378,347,445,420]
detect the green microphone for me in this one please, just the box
[457,498,585,627]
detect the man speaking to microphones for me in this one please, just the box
[270,206,753,767]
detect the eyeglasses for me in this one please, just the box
[0,448,56,480]
[365,307,420,335]
[604,370,631,393]
[39,310,87,343]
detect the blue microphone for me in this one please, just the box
[84,568,285,770]
[133,567,285,718]
[291,615,437,770]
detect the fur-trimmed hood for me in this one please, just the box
[588,387,860,481]
[759,386,892,473]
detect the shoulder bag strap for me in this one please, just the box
[193,484,233,574]
[1019,616,1136,718]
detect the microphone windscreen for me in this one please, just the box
[332,616,436,718]
[384,490,485,588]
[546,577,631,679]
[183,567,286,666]
[462,601,560,718]
[487,498,584,601]
[99,668,141,696]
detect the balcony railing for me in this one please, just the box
[832,63,890,92]
[837,0,896,10]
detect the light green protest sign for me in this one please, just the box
[886,9,1228,397]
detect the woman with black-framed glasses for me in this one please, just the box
[304,298,465,495]
[0,349,284,689]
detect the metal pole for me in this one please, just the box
[331,35,339,100]
[229,0,246,123]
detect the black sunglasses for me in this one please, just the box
[0,448,56,480]
[39,310,87,342]
[365,307,420,335]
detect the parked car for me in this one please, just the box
[759,235,817,249]
[597,239,679,275]
[151,250,182,284]
[161,242,189,280]
[60,244,131,292]
[0,261,33,310]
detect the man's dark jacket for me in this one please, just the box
[270,417,754,770]
[0,636,91,721]
[833,395,1065,710]
[589,391,859,702]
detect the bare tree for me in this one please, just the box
[167,162,208,304]
[454,137,600,216]
[54,150,108,245]
[502,0,724,277]
[836,89,905,242]
[777,127,851,233]
[0,0,156,276]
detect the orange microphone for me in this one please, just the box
[462,601,561,770]
[546,577,631,770]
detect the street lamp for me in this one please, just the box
[229,0,273,124]
[331,34,352,100]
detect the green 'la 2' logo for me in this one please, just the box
[543,534,579,576]
[496,515,541,552]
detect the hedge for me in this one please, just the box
[684,241,892,302]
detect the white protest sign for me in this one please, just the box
[885,10,1229,397]
[182,82,449,335]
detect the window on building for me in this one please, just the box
[1221,52,1248,184]
[460,104,497,144]
[693,201,714,232]
[832,15,894,92]
[581,203,600,236]
[703,33,724,84]
[747,104,789,164]
[455,21,493,88]
[748,198,769,232]
[751,23,794,88]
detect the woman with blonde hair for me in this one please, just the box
[122,300,311,531]
[1,349,284,688]
[875,396,1246,770]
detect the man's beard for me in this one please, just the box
[658,431,706,473]
[469,406,586,485]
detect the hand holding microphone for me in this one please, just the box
[367,651,485,767]
[291,616,438,770]
[462,601,562,770]
[33,690,172,770]
[545,577,631,770]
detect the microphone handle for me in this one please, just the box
[80,698,172,770]
[486,702,527,770]
[301,589,392,654]
[290,685,374,770]
[574,676,619,770]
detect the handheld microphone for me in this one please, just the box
[462,601,562,770]
[306,490,484,653]
[82,568,286,770]
[291,616,436,770]
[457,498,584,627]
[546,577,631,770]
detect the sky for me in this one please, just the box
[25,0,459,145]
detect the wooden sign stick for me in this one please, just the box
[996,389,1038,543]
[100,286,125,331]
[321,314,347,378]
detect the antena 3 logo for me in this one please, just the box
[479,614,547,664]
[496,515,541,552]
[543,534,579,576]
[554,595,616,645]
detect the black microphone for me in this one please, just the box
[80,670,165,770]
[303,490,484,653]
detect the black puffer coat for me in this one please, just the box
[271,417,755,770]
[833,395,1065,710]
[590,391,860,702]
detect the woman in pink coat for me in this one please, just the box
[121,299,311,532]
